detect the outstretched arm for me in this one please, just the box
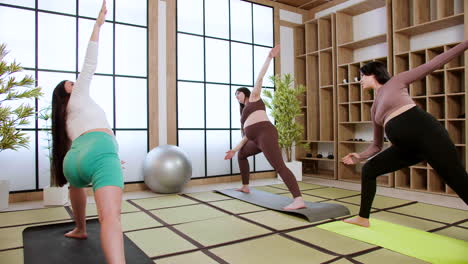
[250,45,280,100]
[397,40,468,85]
[224,136,248,160]
[73,0,107,98]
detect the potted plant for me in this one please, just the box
[0,43,43,209]
[263,73,307,181]
[38,106,69,206]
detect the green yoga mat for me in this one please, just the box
[318,219,468,264]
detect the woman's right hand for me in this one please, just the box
[342,153,360,165]
[96,0,107,27]
[224,150,236,160]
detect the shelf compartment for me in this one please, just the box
[349,83,361,102]
[447,94,465,119]
[427,96,445,119]
[395,53,409,74]
[447,120,465,145]
[339,104,350,122]
[319,88,334,141]
[446,68,465,94]
[305,22,318,53]
[338,34,386,49]
[295,25,306,56]
[428,170,446,194]
[410,168,428,191]
[350,103,361,122]
[395,168,411,189]
[445,43,465,68]
[319,51,334,86]
[318,17,333,50]
[427,72,445,95]
[395,13,464,36]
[362,102,372,122]
[413,97,427,111]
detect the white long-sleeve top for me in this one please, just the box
[66,41,112,141]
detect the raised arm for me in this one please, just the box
[397,40,468,85]
[72,1,107,98]
[250,45,280,100]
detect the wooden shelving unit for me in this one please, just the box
[392,0,467,197]
[336,0,394,187]
[295,14,337,180]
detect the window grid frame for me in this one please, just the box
[0,1,149,192]
[176,0,275,179]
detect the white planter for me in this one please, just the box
[278,160,302,182]
[0,180,9,210]
[43,185,69,206]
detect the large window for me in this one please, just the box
[177,0,275,178]
[0,0,148,191]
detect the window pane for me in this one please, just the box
[254,46,274,87]
[231,42,252,86]
[263,88,275,122]
[0,7,35,68]
[231,129,253,173]
[178,82,204,128]
[0,0,34,8]
[0,131,36,191]
[38,130,52,188]
[230,85,250,129]
[253,4,273,46]
[206,130,230,176]
[79,19,113,74]
[206,84,229,128]
[1,70,36,129]
[205,0,229,39]
[178,130,205,178]
[115,24,147,76]
[116,131,148,183]
[115,77,147,129]
[39,0,76,14]
[177,0,203,34]
[37,71,76,128]
[115,0,146,26]
[230,0,252,43]
[255,152,273,171]
[177,33,204,82]
[38,13,76,71]
[206,38,229,83]
[79,0,114,21]
[90,75,114,127]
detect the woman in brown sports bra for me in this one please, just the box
[342,40,468,227]
[224,45,305,210]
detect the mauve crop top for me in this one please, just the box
[240,99,266,128]
[358,40,468,160]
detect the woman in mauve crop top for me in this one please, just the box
[342,40,468,228]
[224,45,305,210]
[49,2,126,263]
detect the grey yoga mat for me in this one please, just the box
[216,188,350,222]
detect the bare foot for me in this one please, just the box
[235,185,250,193]
[343,216,370,228]
[283,197,306,210]
[64,228,88,239]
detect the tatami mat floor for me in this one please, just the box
[1,177,467,263]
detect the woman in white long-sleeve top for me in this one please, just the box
[50,1,125,263]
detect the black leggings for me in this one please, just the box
[359,106,468,218]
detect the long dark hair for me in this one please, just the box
[360,61,391,85]
[51,80,71,187]
[235,87,251,115]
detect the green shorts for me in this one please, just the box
[63,131,124,191]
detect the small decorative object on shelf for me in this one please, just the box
[343,78,348,84]
[327,153,334,159]
[306,153,313,158]
[317,153,323,158]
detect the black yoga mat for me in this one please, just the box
[216,188,350,222]
[23,219,153,264]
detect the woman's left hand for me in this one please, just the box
[269,45,280,58]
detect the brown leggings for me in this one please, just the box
[239,121,301,198]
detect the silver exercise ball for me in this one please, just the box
[143,145,192,194]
